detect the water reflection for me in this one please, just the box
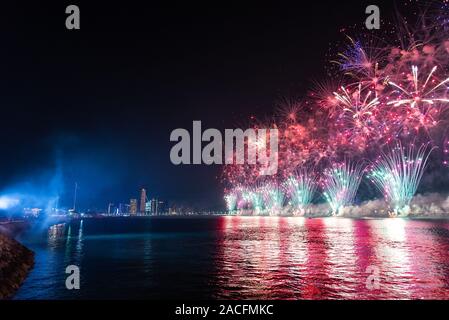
[48,223,66,249]
[352,219,382,299]
[302,218,330,299]
[16,217,449,300]
[403,221,449,299]
[214,216,449,299]
[75,220,84,263]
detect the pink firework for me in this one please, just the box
[387,65,449,134]
[221,1,449,215]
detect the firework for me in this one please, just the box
[241,183,266,215]
[224,192,238,212]
[332,83,381,147]
[322,160,365,216]
[262,182,285,216]
[388,66,449,130]
[336,38,374,76]
[250,190,265,214]
[444,137,449,166]
[367,143,434,217]
[285,167,317,216]
[220,1,449,218]
[333,36,388,85]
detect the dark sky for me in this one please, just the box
[0,1,396,211]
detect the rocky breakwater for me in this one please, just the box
[0,222,35,299]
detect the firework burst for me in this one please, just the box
[332,83,381,146]
[387,65,449,134]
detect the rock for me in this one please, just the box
[0,233,35,299]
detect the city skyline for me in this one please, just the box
[77,186,170,214]
[0,2,403,213]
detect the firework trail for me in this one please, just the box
[322,160,365,216]
[224,192,238,212]
[285,167,317,216]
[444,137,449,166]
[367,143,435,217]
[262,182,285,216]
[242,181,266,215]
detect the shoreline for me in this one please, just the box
[66,214,449,221]
[0,221,35,300]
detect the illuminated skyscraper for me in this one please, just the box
[118,203,128,215]
[149,198,165,215]
[150,198,158,216]
[130,199,137,215]
[145,201,151,215]
[140,188,147,214]
[107,203,115,215]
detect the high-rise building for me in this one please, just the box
[140,188,147,214]
[150,198,157,215]
[130,199,137,215]
[149,199,166,215]
[145,201,152,215]
[107,203,115,215]
[150,198,159,215]
[118,203,128,215]
[158,200,166,214]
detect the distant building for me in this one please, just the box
[118,203,129,215]
[149,198,166,215]
[158,200,166,214]
[145,201,152,215]
[140,188,147,214]
[150,198,158,215]
[107,203,115,215]
[23,208,43,218]
[130,199,138,215]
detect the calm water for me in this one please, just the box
[14,216,449,300]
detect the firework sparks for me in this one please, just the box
[262,182,285,216]
[221,1,449,218]
[367,143,435,217]
[322,160,365,216]
[387,66,449,133]
[224,192,238,212]
[285,167,317,216]
[332,83,380,146]
[388,66,449,107]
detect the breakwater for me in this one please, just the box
[0,221,34,299]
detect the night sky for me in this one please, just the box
[0,1,397,211]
